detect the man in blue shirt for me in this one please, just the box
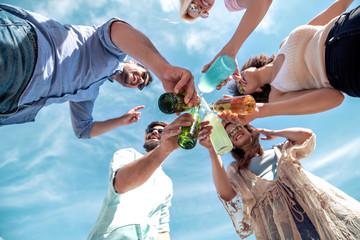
[0,4,199,139]
[88,113,194,240]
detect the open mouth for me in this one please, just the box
[201,0,214,7]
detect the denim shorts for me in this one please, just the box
[0,7,37,116]
[325,5,360,97]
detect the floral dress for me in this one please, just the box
[220,134,360,239]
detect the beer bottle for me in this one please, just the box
[158,93,192,114]
[200,97,233,155]
[210,95,256,115]
[177,106,201,149]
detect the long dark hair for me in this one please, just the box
[228,54,275,103]
[225,123,264,170]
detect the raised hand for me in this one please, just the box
[198,121,214,150]
[161,65,200,108]
[122,105,145,125]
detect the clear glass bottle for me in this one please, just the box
[177,106,201,150]
[201,97,233,155]
[210,95,256,115]
[158,93,192,114]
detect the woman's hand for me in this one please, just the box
[198,121,214,150]
[201,49,239,91]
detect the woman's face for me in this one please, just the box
[238,67,262,95]
[225,123,252,148]
[187,0,216,19]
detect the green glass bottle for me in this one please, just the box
[177,106,201,149]
[158,93,192,114]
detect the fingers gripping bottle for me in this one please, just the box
[177,106,201,149]
[210,95,256,115]
[201,97,233,155]
[197,55,236,93]
[158,93,192,114]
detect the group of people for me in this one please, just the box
[1,0,360,239]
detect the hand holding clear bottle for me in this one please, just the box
[200,97,233,155]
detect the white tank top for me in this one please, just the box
[271,18,338,92]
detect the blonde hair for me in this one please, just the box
[179,0,197,21]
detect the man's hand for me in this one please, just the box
[158,113,194,154]
[121,105,145,125]
[161,65,200,108]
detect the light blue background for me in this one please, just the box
[0,0,359,239]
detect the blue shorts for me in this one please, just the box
[0,7,37,116]
[325,5,360,97]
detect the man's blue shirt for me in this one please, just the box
[0,4,128,138]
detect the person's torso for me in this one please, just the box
[271,18,338,92]
[88,149,173,240]
[0,4,126,106]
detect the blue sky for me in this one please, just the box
[0,0,359,239]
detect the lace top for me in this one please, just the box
[220,134,360,239]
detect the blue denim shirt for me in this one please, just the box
[0,4,128,138]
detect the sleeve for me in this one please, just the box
[217,163,253,239]
[69,100,95,139]
[276,132,316,164]
[109,148,140,194]
[158,192,173,233]
[95,17,130,58]
[224,0,246,12]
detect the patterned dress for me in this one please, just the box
[220,134,360,239]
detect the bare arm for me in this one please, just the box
[254,127,313,145]
[89,106,144,137]
[307,0,354,26]
[202,0,272,80]
[114,113,193,194]
[157,232,171,240]
[228,0,273,56]
[198,122,236,201]
[218,88,344,124]
[110,22,198,107]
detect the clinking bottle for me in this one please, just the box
[158,93,192,114]
[177,106,201,150]
[210,95,256,115]
[200,97,233,155]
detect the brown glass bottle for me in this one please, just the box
[210,95,256,115]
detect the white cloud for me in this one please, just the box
[159,0,178,12]
[305,137,360,172]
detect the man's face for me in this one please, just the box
[112,61,150,90]
[143,125,165,152]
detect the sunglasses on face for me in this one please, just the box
[147,128,164,134]
[227,124,243,137]
[188,3,209,18]
[137,72,148,90]
[237,83,244,94]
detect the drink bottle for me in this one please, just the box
[177,106,201,149]
[158,93,192,114]
[200,97,233,155]
[197,55,236,93]
[210,95,256,115]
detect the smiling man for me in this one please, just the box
[0,3,199,139]
[88,115,194,240]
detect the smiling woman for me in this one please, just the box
[198,122,360,239]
